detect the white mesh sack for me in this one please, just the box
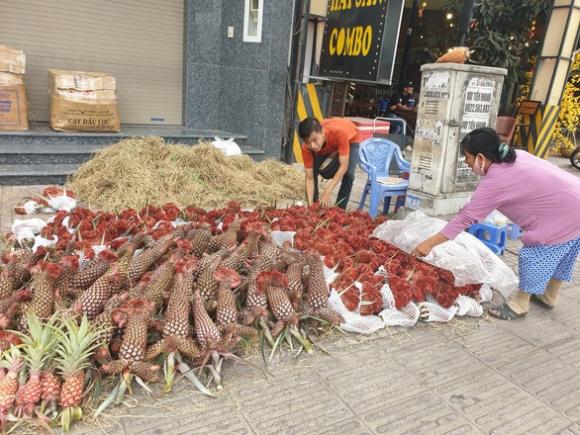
[12,218,47,246]
[455,295,483,317]
[418,301,459,322]
[378,283,420,327]
[479,284,493,303]
[270,231,296,247]
[372,211,518,298]
[328,289,386,334]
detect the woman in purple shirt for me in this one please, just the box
[413,128,580,320]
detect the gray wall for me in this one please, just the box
[184,0,293,156]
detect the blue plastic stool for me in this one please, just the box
[506,223,523,240]
[467,222,508,255]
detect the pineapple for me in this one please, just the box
[214,268,256,337]
[257,271,298,337]
[207,218,241,253]
[163,258,197,338]
[69,249,117,291]
[0,249,33,299]
[195,250,229,301]
[305,254,342,325]
[101,299,160,382]
[0,347,24,429]
[74,268,122,320]
[18,261,62,327]
[192,290,221,351]
[286,257,307,311]
[15,313,58,416]
[188,224,212,257]
[240,258,268,325]
[142,259,175,307]
[91,292,129,360]
[0,288,31,329]
[55,255,80,300]
[39,370,61,410]
[214,267,241,327]
[53,315,105,432]
[128,236,174,284]
[220,231,260,271]
[117,299,155,363]
[257,237,281,270]
[112,241,137,289]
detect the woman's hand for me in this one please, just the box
[411,232,449,257]
[411,240,435,257]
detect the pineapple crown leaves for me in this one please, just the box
[13,313,60,370]
[0,345,23,370]
[51,315,109,376]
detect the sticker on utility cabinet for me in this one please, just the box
[406,195,423,210]
[456,77,496,185]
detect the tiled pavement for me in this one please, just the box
[1,157,580,434]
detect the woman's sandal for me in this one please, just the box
[489,303,527,320]
[530,294,554,310]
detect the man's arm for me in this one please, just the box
[305,168,315,205]
[320,154,348,206]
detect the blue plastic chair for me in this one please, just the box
[357,138,411,219]
[467,222,508,255]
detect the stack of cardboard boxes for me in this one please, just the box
[0,44,28,131]
[0,43,121,132]
[49,69,121,132]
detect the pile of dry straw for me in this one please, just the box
[68,137,304,211]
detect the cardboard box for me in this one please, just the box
[49,69,121,132]
[0,72,28,131]
[0,45,26,75]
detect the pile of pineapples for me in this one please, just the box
[0,206,342,432]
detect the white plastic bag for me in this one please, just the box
[12,218,47,245]
[47,195,77,212]
[211,137,242,156]
[484,210,508,226]
[372,211,518,298]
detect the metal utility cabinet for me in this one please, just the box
[406,63,507,216]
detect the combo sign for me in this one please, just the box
[319,0,404,83]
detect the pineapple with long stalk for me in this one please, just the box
[144,257,201,364]
[100,299,160,385]
[240,257,269,327]
[0,347,24,430]
[195,248,231,304]
[207,217,241,253]
[127,236,174,285]
[18,261,62,329]
[14,313,58,417]
[74,264,123,321]
[192,290,241,389]
[214,268,256,338]
[304,253,343,325]
[67,249,117,295]
[257,271,312,355]
[53,256,80,309]
[53,315,107,432]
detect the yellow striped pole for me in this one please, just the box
[291,83,325,163]
[532,105,560,158]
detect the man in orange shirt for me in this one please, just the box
[298,117,359,209]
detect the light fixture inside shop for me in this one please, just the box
[446,12,453,20]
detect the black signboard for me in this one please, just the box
[319,0,404,83]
